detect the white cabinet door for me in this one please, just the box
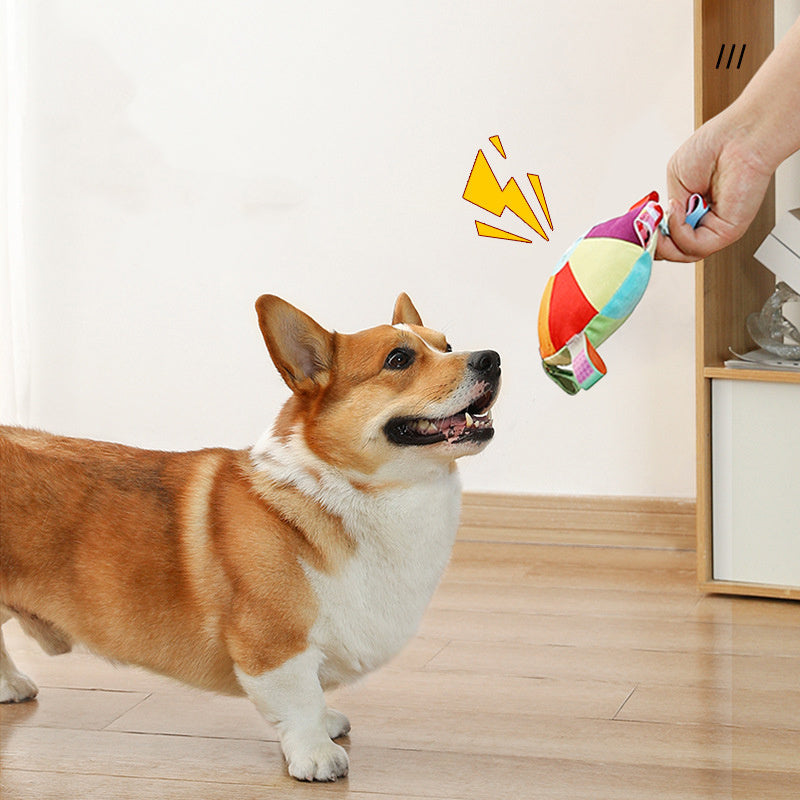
[712,380,800,586]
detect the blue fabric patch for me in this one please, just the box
[599,252,653,319]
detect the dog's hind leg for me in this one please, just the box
[0,609,39,703]
[14,610,72,656]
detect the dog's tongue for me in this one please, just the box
[441,413,467,442]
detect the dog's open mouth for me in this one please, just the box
[384,386,496,446]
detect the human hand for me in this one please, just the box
[656,109,773,262]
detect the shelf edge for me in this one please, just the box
[703,367,800,384]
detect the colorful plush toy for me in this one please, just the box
[537,191,709,394]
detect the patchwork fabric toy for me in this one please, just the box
[537,191,709,394]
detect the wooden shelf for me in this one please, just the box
[694,0,799,598]
[703,366,800,384]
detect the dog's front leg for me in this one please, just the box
[235,647,349,782]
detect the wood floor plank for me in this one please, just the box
[105,689,270,739]
[417,608,800,657]
[429,580,702,619]
[0,688,149,732]
[617,684,800,730]
[0,727,283,785]
[330,669,633,721]
[0,770,318,800]
[445,541,697,591]
[424,639,800,692]
[336,713,800,774]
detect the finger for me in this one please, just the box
[655,234,696,263]
[657,200,722,261]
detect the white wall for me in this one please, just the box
[1,0,31,425]
[4,0,699,497]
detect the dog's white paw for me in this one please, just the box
[286,737,349,782]
[325,708,351,740]
[0,669,39,703]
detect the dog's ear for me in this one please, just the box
[255,295,334,394]
[392,293,423,326]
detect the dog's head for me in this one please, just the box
[255,294,500,479]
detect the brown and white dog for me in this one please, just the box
[0,293,499,781]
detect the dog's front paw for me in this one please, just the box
[325,708,351,740]
[285,737,349,782]
[0,669,39,703]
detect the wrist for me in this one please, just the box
[717,99,784,177]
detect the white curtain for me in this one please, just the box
[1,0,30,425]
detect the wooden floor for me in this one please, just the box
[2,510,799,799]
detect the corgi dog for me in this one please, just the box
[0,293,500,781]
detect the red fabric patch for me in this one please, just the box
[628,190,659,211]
[547,263,598,351]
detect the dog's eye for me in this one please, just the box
[384,348,415,370]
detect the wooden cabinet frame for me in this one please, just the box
[695,0,800,599]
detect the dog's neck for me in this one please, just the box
[249,426,462,542]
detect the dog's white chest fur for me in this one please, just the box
[306,476,461,688]
[252,433,461,689]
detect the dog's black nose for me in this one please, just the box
[468,350,501,380]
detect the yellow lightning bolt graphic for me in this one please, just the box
[463,149,548,241]
[475,220,531,243]
[528,173,553,230]
[489,135,506,159]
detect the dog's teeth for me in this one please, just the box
[465,412,474,428]
[416,420,437,434]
